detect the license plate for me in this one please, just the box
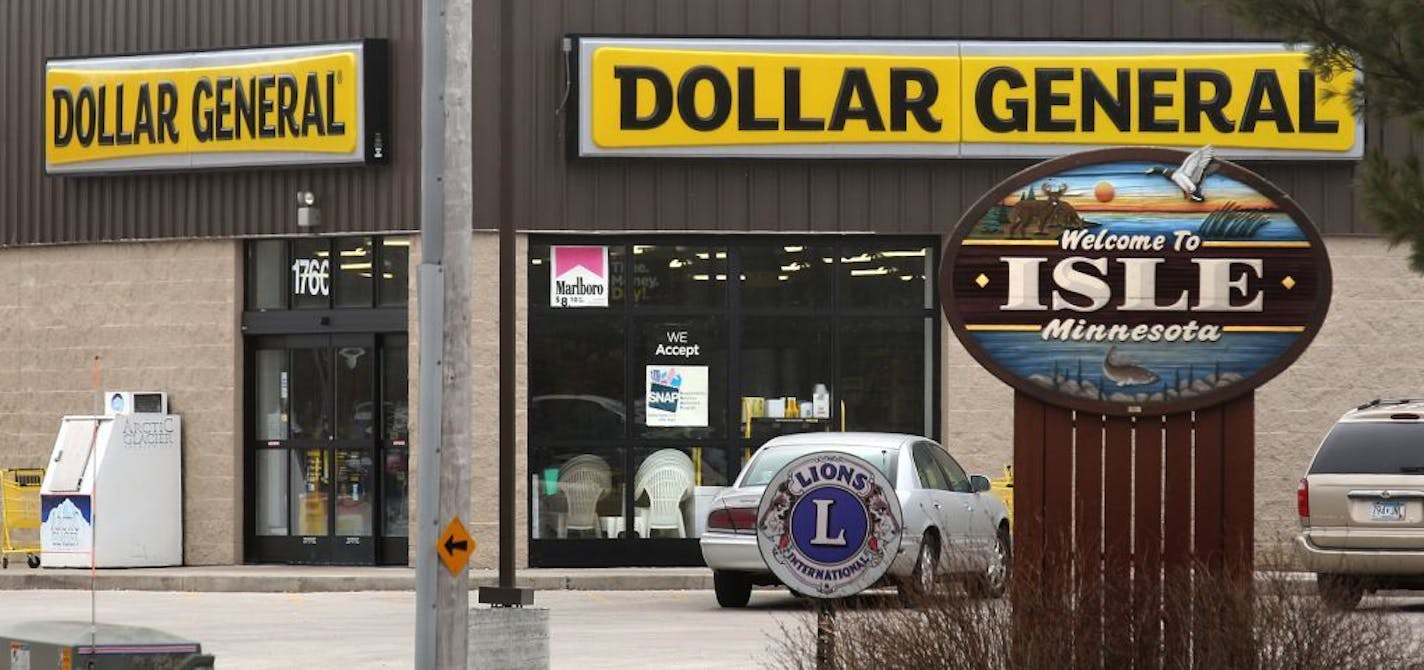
[1371,500,1406,522]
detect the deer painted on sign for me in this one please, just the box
[1006,182,1084,239]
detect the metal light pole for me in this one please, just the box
[415,0,447,666]
[477,0,533,609]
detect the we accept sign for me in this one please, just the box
[645,325,709,428]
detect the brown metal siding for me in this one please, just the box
[481,0,1402,237]
[1,0,418,247]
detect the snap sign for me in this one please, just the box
[757,451,903,598]
[939,147,1332,416]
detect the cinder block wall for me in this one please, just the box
[0,240,242,566]
[944,236,1424,565]
[409,232,531,570]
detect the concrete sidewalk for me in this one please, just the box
[0,564,1322,595]
[0,565,714,593]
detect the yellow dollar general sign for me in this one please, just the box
[45,41,389,174]
[574,38,1359,160]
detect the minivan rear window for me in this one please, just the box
[1309,422,1424,475]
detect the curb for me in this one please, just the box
[0,568,1319,595]
[0,568,715,593]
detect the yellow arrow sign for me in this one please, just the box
[438,516,474,576]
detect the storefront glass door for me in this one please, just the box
[244,237,410,566]
[248,333,408,565]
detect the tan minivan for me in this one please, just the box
[1297,399,1424,609]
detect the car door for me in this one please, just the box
[910,442,972,567]
[930,444,995,565]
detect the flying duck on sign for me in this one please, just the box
[1146,145,1218,202]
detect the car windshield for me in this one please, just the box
[739,444,898,488]
[1310,422,1424,475]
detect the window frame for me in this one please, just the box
[527,234,942,568]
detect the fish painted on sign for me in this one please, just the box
[1103,346,1161,387]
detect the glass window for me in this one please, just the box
[335,450,374,536]
[254,450,288,535]
[631,446,730,539]
[530,318,626,442]
[740,243,833,309]
[638,318,727,440]
[527,236,938,565]
[255,349,290,441]
[382,447,409,537]
[1310,422,1424,474]
[378,238,410,307]
[913,443,950,491]
[841,318,931,436]
[290,347,331,440]
[740,444,898,488]
[291,239,331,310]
[740,317,833,437]
[839,243,932,310]
[631,244,727,307]
[529,244,626,308]
[335,237,374,308]
[383,340,409,442]
[335,345,374,440]
[531,446,625,540]
[248,240,286,310]
[928,444,971,493]
[291,449,330,536]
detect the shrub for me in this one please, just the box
[768,567,1423,670]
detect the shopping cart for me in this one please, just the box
[1,468,44,569]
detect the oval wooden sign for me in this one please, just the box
[940,147,1332,416]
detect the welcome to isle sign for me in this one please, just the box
[940,147,1332,416]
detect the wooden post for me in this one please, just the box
[1013,392,1255,667]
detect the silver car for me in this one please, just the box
[700,432,1012,607]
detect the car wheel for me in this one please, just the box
[969,525,1012,599]
[900,534,940,597]
[714,570,753,608]
[1317,573,1364,611]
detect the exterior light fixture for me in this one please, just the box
[296,190,321,229]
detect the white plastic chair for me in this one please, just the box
[634,450,694,538]
[633,449,693,493]
[558,455,611,538]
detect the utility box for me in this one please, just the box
[1,621,213,669]
[39,392,182,568]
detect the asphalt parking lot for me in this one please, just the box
[0,588,807,669]
[4,588,1424,668]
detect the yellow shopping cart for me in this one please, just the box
[1,468,44,569]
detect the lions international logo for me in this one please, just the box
[756,452,903,598]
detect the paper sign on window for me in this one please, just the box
[646,365,709,427]
[551,245,610,308]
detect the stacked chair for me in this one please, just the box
[557,454,612,538]
[633,449,695,538]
